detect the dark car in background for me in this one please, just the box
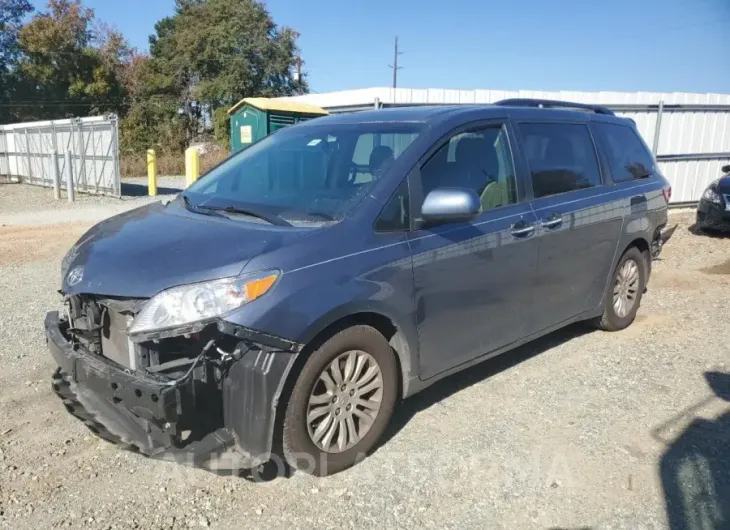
[697,164,730,232]
[45,99,671,476]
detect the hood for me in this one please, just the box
[716,175,730,194]
[62,200,314,298]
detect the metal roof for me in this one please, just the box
[227,97,328,116]
[278,87,730,108]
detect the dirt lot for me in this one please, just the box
[0,209,728,529]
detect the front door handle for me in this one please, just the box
[510,220,535,238]
[541,213,563,230]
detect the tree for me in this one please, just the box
[148,0,308,144]
[118,52,188,154]
[15,0,129,120]
[0,0,33,123]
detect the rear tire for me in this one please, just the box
[282,325,398,476]
[593,247,647,331]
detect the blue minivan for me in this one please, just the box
[46,99,670,476]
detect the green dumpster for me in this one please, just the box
[227,97,329,153]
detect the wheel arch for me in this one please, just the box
[270,306,417,459]
[625,236,652,278]
[295,306,417,399]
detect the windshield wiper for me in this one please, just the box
[202,205,292,227]
[181,194,228,218]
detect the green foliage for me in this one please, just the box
[0,0,33,122]
[14,0,130,120]
[1,0,308,155]
[145,0,308,146]
[212,106,230,147]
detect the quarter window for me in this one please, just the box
[519,122,602,198]
[420,125,517,212]
[594,122,655,182]
[375,179,410,231]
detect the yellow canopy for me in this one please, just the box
[227,97,328,116]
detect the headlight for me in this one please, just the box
[702,186,722,204]
[128,270,280,336]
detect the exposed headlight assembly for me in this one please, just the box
[128,270,280,338]
[702,185,722,204]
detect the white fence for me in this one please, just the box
[282,88,730,204]
[0,115,121,196]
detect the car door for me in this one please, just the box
[517,120,624,332]
[407,121,540,380]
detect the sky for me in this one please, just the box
[31,0,730,94]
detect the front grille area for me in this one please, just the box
[62,294,232,445]
[66,295,141,369]
[64,295,227,375]
[101,308,135,368]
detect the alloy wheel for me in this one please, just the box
[306,350,384,453]
[613,259,640,318]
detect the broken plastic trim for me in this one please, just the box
[128,317,302,353]
[216,320,302,353]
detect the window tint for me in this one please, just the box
[420,125,517,212]
[519,123,602,198]
[594,122,655,182]
[375,179,410,231]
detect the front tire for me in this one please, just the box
[282,325,398,476]
[593,246,647,331]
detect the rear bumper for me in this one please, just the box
[45,311,298,472]
[697,199,730,231]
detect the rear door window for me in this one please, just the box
[593,122,655,182]
[518,122,602,198]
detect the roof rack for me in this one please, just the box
[494,98,615,116]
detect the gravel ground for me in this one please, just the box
[0,210,728,529]
[0,178,184,226]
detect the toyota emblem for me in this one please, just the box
[66,266,84,286]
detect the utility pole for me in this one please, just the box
[294,56,302,83]
[389,36,403,89]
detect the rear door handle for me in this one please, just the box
[541,213,563,230]
[510,220,535,238]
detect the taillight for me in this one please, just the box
[662,186,672,203]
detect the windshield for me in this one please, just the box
[183,121,423,225]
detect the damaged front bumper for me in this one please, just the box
[45,311,300,473]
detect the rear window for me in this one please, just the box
[518,122,602,198]
[593,122,655,183]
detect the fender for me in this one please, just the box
[296,299,420,398]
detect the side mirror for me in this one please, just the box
[722,164,730,174]
[420,187,481,224]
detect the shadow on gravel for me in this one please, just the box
[121,181,182,197]
[379,323,591,449]
[688,223,730,239]
[248,324,592,483]
[654,371,730,530]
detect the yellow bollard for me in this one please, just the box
[147,149,157,196]
[185,147,200,186]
